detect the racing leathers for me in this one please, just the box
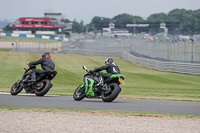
[28,57,55,82]
[92,62,120,88]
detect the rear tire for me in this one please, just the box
[73,84,85,101]
[10,80,23,95]
[35,79,51,96]
[102,83,121,102]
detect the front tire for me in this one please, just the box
[73,84,85,101]
[102,83,121,102]
[35,79,51,96]
[10,80,23,95]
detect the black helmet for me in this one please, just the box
[42,52,50,58]
[105,58,113,64]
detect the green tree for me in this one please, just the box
[89,16,111,30]
[168,9,186,22]
[112,13,144,24]
[193,9,200,34]
[112,13,145,33]
[65,31,70,37]
[168,9,199,34]
[147,13,169,34]
[3,24,12,32]
[147,13,168,22]
[72,19,84,33]
[61,18,71,23]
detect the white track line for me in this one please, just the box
[0,92,58,96]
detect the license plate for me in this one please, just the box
[119,77,124,85]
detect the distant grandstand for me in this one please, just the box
[11,12,68,35]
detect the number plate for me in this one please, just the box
[119,77,124,85]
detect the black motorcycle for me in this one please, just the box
[10,65,57,96]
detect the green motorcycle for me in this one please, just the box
[73,65,125,102]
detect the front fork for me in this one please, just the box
[17,79,21,84]
[13,79,22,92]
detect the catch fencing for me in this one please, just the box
[60,35,200,63]
[130,35,200,63]
[12,34,200,75]
[13,35,200,64]
[60,36,131,57]
[14,42,62,53]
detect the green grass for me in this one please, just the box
[0,48,13,51]
[0,51,200,101]
[1,106,199,118]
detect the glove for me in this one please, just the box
[27,62,31,67]
[89,70,94,73]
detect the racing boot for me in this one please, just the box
[95,76,104,88]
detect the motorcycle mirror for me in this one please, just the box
[82,65,87,70]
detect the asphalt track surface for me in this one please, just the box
[0,93,200,115]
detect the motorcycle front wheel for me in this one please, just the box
[101,83,121,102]
[35,79,51,96]
[73,84,85,101]
[10,79,23,95]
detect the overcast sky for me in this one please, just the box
[0,0,199,24]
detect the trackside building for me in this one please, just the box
[12,13,67,35]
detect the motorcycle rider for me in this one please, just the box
[91,58,121,90]
[24,52,55,82]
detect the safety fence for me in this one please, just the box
[60,36,130,57]
[12,34,200,75]
[14,42,62,52]
[130,35,200,63]
[61,35,200,63]
[13,35,200,63]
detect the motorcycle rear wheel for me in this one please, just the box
[10,80,23,95]
[101,83,121,102]
[35,79,51,96]
[73,85,85,101]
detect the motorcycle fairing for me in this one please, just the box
[110,74,125,79]
[84,78,95,96]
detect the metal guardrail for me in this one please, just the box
[123,52,200,75]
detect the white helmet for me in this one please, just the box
[105,58,113,64]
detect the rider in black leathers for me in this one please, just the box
[26,52,55,82]
[91,58,121,88]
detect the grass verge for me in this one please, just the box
[0,48,13,51]
[0,51,200,101]
[1,105,199,118]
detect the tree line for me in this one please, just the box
[62,8,200,35]
[3,8,200,35]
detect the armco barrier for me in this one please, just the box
[123,52,200,75]
[0,33,64,40]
